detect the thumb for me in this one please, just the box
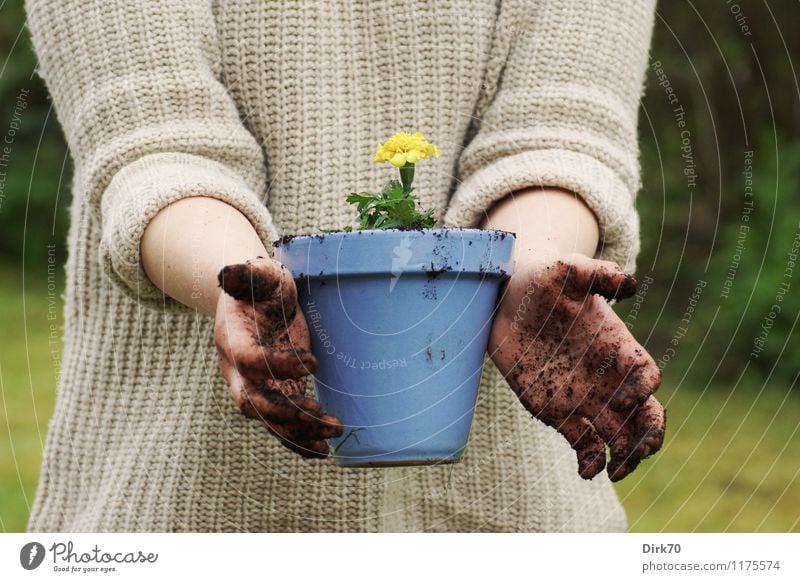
[560,254,638,303]
[218,257,285,302]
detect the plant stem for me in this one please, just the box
[329,427,366,454]
[399,162,415,194]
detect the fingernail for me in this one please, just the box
[636,427,664,458]
[607,458,627,482]
[619,275,638,299]
[301,351,319,374]
[578,450,605,480]
[323,425,343,438]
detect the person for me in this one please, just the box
[26,0,664,532]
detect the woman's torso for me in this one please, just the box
[214,0,500,234]
[28,0,628,532]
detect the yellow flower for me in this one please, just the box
[373,132,441,167]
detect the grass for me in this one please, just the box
[0,271,798,532]
[0,268,59,532]
[614,380,800,532]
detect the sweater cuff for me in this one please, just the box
[442,149,641,274]
[99,152,279,311]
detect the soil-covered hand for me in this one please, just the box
[214,257,343,458]
[489,253,666,481]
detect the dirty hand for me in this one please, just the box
[214,257,343,458]
[488,252,665,481]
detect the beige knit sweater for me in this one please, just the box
[26,0,655,532]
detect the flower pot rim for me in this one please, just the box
[274,227,515,280]
[274,226,515,248]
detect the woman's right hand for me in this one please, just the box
[214,257,344,458]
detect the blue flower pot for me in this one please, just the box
[274,228,514,467]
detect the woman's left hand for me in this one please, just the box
[215,257,344,458]
[488,252,666,481]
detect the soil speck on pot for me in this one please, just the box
[274,234,297,246]
[427,264,443,280]
[422,281,438,300]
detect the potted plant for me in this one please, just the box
[275,132,514,467]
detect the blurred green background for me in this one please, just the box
[1,1,798,532]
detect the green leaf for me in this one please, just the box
[344,177,437,230]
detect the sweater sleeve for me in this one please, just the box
[443,0,656,275]
[25,0,279,310]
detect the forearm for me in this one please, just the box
[480,187,600,267]
[141,196,269,316]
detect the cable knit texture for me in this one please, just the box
[26,0,655,532]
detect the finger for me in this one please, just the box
[294,405,345,439]
[552,416,607,480]
[217,305,318,379]
[610,341,661,412]
[218,257,286,302]
[242,390,344,441]
[257,391,344,440]
[285,439,330,459]
[221,358,343,442]
[629,396,666,460]
[591,406,640,482]
[237,345,319,380]
[248,390,315,423]
[266,425,331,459]
[267,402,343,458]
[559,254,638,303]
